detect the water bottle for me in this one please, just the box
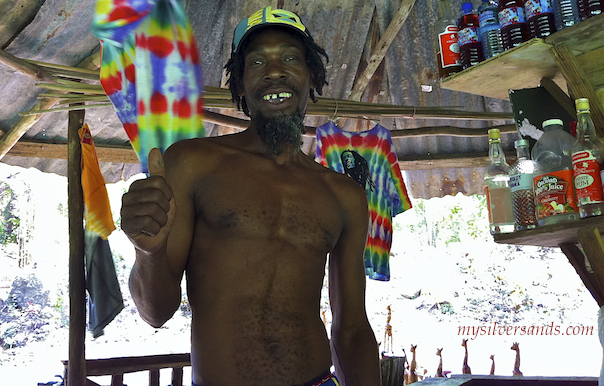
[458,2,485,69]
[578,0,603,19]
[524,0,557,38]
[499,0,530,50]
[478,0,504,59]
[552,0,581,30]
[532,119,580,226]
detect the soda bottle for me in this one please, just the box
[524,0,557,38]
[458,2,485,69]
[531,119,579,225]
[509,139,538,230]
[572,98,604,218]
[552,0,581,30]
[436,0,462,79]
[478,0,504,59]
[498,0,530,50]
[484,129,516,234]
[577,0,603,19]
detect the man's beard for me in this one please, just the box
[253,111,306,156]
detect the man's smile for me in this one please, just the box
[262,92,293,103]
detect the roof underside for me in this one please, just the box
[0,0,517,199]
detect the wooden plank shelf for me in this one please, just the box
[440,13,604,101]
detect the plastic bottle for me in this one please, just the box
[478,0,504,59]
[498,0,530,50]
[577,0,603,19]
[509,139,538,230]
[458,2,485,69]
[572,98,604,218]
[552,0,581,30]
[531,119,580,225]
[436,0,463,79]
[484,129,516,234]
[524,0,557,38]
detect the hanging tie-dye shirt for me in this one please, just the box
[316,122,412,281]
[91,0,204,173]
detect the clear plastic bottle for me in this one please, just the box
[531,119,580,225]
[552,0,581,30]
[572,98,604,218]
[509,139,538,230]
[436,0,463,79]
[478,0,504,59]
[458,2,485,69]
[577,0,603,19]
[498,0,530,50]
[484,129,516,234]
[524,0,557,38]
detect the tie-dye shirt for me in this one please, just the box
[91,0,204,173]
[316,122,412,281]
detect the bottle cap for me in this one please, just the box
[542,118,563,128]
[462,2,474,13]
[575,98,590,112]
[514,139,529,148]
[488,128,500,140]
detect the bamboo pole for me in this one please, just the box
[67,107,86,386]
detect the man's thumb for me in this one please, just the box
[148,148,166,177]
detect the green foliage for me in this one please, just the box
[0,183,20,246]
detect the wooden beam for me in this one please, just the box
[348,0,416,101]
[550,44,604,134]
[67,107,86,386]
[559,242,604,307]
[398,151,517,170]
[540,77,576,119]
[0,51,101,161]
[0,48,56,82]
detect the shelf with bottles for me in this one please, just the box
[440,12,604,102]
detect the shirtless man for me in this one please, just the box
[121,7,380,386]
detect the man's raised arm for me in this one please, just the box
[329,182,381,386]
[121,147,193,328]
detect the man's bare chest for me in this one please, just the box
[193,167,343,253]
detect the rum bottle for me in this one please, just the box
[484,129,515,234]
[509,139,538,230]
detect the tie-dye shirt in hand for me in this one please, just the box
[316,122,412,281]
[91,0,204,173]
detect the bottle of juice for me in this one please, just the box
[572,98,604,218]
[458,2,485,69]
[531,119,579,225]
[436,0,463,78]
[484,129,516,234]
[498,0,530,50]
[524,0,557,38]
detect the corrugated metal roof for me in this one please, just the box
[0,0,517,198]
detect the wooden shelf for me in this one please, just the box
[493,215,604,247]
[440,13,604,101]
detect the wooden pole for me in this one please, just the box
[67,107,86,386]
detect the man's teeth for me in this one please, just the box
[263,92,293,101]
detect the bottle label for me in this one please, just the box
[479,9,498,27]
[438,25,461,68]
[525,0,554,18]
[510,173,533,192]
[499,7,526,27]
[533,170,578,220]
[458,26,480,46]
[572,150,604,203]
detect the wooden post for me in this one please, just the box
[67,107,86,386]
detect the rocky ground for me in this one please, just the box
[0,165,601,385]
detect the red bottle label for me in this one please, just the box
[572,150,604,203]
[439,25,461,68]
[533,170,578,219]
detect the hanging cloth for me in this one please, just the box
[80,124,124,337]
[91,0,205,173]
[316,121,412,281]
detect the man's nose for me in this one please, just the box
[264,60,287,81]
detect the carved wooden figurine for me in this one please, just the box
[383,305,393,354]
[408,344,418,384]
[511,342,523,376]
[461,339,471,374]
[435,348,444,377]
[490,354,495,375]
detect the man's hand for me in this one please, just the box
[121,148,176,255]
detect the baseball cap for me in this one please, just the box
[232,6,310,54]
